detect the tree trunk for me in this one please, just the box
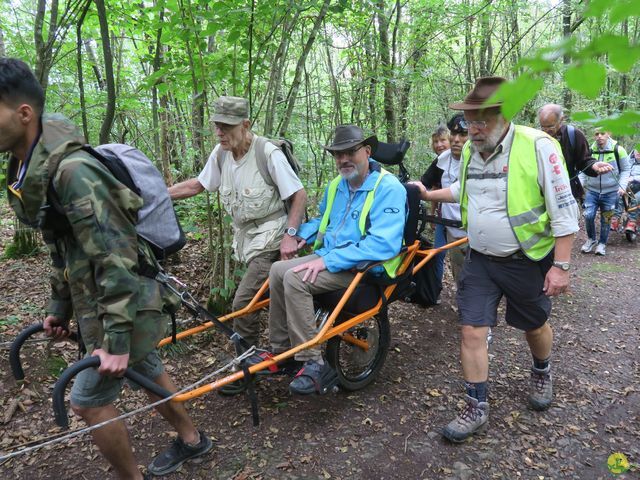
[618,20,628,112]
[264,9,299,136]
[94,0,116,144]
[76,0,92,142]
[277,0,331,137]
[377,0,396,141]
[0,25,6,57]
[324,28,342,127]
[562,0,572,110]
[151,0,165,168]
[478,9,493,75]
[34,0,59,96]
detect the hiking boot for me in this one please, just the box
[442,395,489,443]
[289,360,338,395]
[625,219,637,232]
[595,243,606,256]
[218,352,302,396]
[147,431,213,476]
[528,366,553,411]
[580,238,597,253]
[610,216,620,231]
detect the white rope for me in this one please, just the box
[0,347,255,462]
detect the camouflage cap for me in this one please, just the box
[212,96,249,125]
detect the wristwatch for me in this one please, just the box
[552,261,571,271]
[285,226,298,237]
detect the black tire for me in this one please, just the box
[625,229,637,243]
[325,312,390,391]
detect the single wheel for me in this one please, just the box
[625,229,637,243]
[325,312,390,391]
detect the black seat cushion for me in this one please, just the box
[314,284,380,315]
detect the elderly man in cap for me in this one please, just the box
[169,96,307,366]
[264,125,407,395]
[412,77,578,442]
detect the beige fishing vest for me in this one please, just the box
[219,137,286,263]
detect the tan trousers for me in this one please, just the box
[232,250,280,348]
[268,254,355,362]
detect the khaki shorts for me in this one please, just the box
[70,350,164,408]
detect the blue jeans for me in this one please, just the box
[583,190,618,244]
[434,223,447,285]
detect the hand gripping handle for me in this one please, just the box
[9,323,78,381]
[52,356,172,428]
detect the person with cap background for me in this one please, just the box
[430,113,469,282]
[169,96,307,372]
[264,124,407,395]
[411,77,578,442]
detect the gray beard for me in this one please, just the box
[476,119,506,153]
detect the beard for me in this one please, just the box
[471,117,507,153]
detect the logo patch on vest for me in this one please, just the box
[548,153,562,175]
[384,207,400,214]
[351,210,359,219]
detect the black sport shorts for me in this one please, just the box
[456,249,553,331]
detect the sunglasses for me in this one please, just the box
[331,145,365,158]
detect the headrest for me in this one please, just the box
[372,139,411,166]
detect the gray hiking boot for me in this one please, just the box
[529,366,553,410]
[442,395,489,443]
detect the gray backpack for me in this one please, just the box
[84,144,186,259]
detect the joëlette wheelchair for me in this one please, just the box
[9,139,468,428]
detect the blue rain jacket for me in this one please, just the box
[298,160,407,273]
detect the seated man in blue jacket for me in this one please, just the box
[266,124,407,395]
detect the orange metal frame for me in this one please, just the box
[159,237,468,402]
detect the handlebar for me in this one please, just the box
[9,323,78,381]
[53,356,172,428]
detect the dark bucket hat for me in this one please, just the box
[212,96,249,125]
[323,125,378,153]
[449,76,507,111]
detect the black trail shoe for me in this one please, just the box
[147,430,213,476]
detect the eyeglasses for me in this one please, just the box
[539,121,560,131]
[459,120,487,130]
[331,145,364,158]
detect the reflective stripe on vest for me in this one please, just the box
[313,169,402,277]
[459,125,558,261]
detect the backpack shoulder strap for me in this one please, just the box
[254,136,277,187]
[567,125,576,152]
[614,143,621,172]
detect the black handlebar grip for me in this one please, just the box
[52,356,173,428]
[9,323,78,381]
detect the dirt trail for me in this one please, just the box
[0,200,638,479]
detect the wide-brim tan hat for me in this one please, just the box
[449,76,507,111]
[323,124,378,153]
[212,96,249,125]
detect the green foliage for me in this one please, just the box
[564,61,606,99]
[46,355,69,378]
[3,235,40,259]
[0,315,21,327]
